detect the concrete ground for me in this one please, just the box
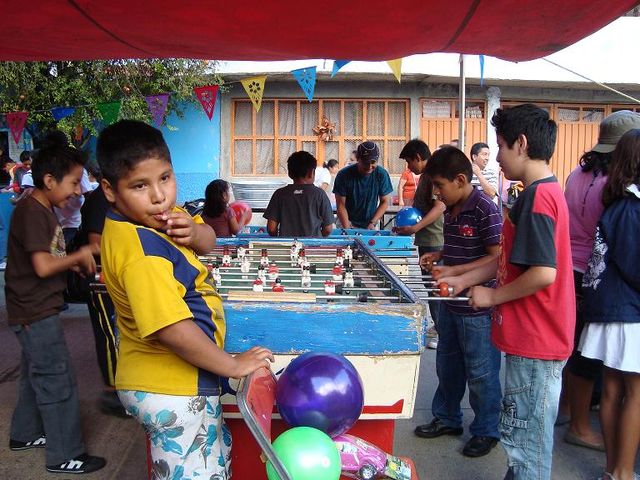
[0,272,633,480]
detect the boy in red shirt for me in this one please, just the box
[440,104,575,479]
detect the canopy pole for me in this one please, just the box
[458,54,466,153]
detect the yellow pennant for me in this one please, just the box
[241,76,267,112]
[387,58,403,83]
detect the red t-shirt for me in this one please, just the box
[492,177,575,360]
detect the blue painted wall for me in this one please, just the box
[162,99,221,204]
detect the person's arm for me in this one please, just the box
[436,256,498,295]
[31,245,96,278]
[228,209,241,235]
[367,194,390,229]
[155,319,274,379]
[434,244,500,278]
[266,219,279,237]
[164,210,216,254]
[472,164,497,198]
[321,223,334,237]
[320,182,330,192]
[87,232,102,256]
[395,200,445,235]
[335,194,351,229]
[397,177,408,206]
[468,266,556,309]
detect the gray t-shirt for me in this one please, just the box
[263,184,334,237]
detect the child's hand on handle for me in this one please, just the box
[230,346,275,379]
[436,275,467,296]
[163,210,198,246]
[418,252,442,272]
[74,245,97,275]
[468,286,496,309]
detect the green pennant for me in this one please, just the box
[97,101,122,126]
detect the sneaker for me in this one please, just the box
[10,435,46,451]
[427,336,438,349]
[46,453,106,474]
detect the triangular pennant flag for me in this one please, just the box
[193,86,219,120]
[6,112,29,144]
[291,66,317,102]
[51,107,76,122]
[241,76,267,112]
[331,60,351,78]
[387,59,403,83]
[479,55,485,86]
[145,93,170,126]
[97,101,121,126]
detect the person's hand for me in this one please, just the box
[472,163,482,177]
[419,252,442,272]
[239,209,251,227]
[435,275,467,296]
[394,225,415,235]
[431,265,455,280]
[75,245,97,275]
[367,221,377,230]
[468,286,496,309]
[230,346,275,379]
[163,210,198,246]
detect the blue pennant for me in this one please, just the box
[291,66,317,102]
[51,106,76,121]
[479,55,485,87]
[331,60,351,78]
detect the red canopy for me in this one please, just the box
[1,1,637,62]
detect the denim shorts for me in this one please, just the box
[500,355,565,480]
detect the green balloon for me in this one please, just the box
[266,427,342,480]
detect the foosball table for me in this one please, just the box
[91,236,464,479]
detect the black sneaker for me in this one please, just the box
[9,435,46,450]
[46,453,106,474]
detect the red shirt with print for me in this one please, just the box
[492,177,575,360]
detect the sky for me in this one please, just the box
[218,17,640,86]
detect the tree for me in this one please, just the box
[0,59,220,143]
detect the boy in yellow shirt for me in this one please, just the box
[97,120,273,479]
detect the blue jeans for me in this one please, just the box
[501,355,565,480]
[431,306,502,438]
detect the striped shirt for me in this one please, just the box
[471,165,500,202]
[443,188,502,315]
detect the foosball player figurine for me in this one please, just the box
[335,247,344,266]
[344,245,353,261]
[343,266,355,293]
[240,256,251,274]
[268,262,279,281]
[301,266,312,293]
[212,269,222,287]
[236,244,247,260]
[290,244,299,266]
[222,247,232,267]
[272,277,285,293]
[297,248,306,267]
[332,264,343,281]
[252,277,264,292]
[257,264,266,282]
[324,279,336,296]
[260,248,270,267]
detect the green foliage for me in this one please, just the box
[0,59,222,138]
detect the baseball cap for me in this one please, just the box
[356,141,380,162]
[592,110,640,153]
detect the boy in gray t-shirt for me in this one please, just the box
[264,151,335,237]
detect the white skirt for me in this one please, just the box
[579,322,640,373]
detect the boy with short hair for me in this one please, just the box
[6,142,106,474]
[333,141,393,229]
[98,120,273,479]
[414,146,503,458]
[441,104,575,479]
[264,150,334,237]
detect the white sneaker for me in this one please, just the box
[427,337,439,349]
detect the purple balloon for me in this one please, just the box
[276,352,364,438]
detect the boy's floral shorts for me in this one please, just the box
[119,390,232,480]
